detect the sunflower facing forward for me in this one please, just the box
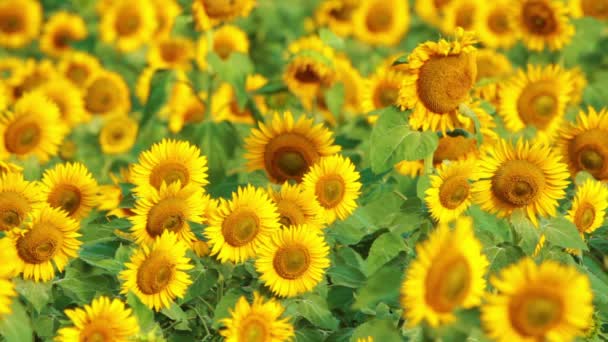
[474,0,517,49]
[481,258,593,341]
[0,172,43,232]
[566,179,608,236]
[120,231,193,311]
[83,70,131,117]
[192,0,255,30]
[39,11,87,58]
[401,217,488,327]
[55,296,140,342]
[0,0,42,49]
[351,0,409,46]
[510,0,574,51]
[268,183,326,229]
[99,0,157,52]
[425,160,477,223]
[472,139,570,226]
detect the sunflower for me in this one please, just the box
[471,139,570,226]
[510,0,574,51]
[395,160,424,177]
[558,107,608,181]
[220,292,295,341]
[0,238,17,315]
[100,0,157,52]
[40,12,87,58]
[210,25,249,61]
[147,36,195,70]
[314,0,360,37]
[567,66,587,106]
[84,70,131,117]
[362,68,403,120]
[0,172,43,232]
[38,78,88,127]
[120,231,193,311]
[571,0,608,20]
[335,56,364,114]
[0,57,25,103]
[401,217,488,327]
[205,185,280,263]
[441,0,479,34]
[473,49,513,104]
[244,111,341,184]
[474,0,517,49]
[57,52,102,89]
[130,182,204,246]
[498,64,572,143]
[397,29,478,133]
[352,0,409,46]
[55,296,139,342]
[130,139,209,194]
[269,183,326,229]
[166,82,208,133]
[302,154,361,224]
[192,0,255,30]
[212,74,268,124]
[255,225,330,298]
[415,0,453,26]
[567,179,608,235]
[0,91,67,163]
[151,0,181,38]
[425,160,476,223]
[0,160,22,176]
[481,258,593,341]
[8,205,81,282]
[0,0,42,49]
[40,162,99,221]
[10,59,58,100]
[99,115,138,155]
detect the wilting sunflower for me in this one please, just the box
[510,0,574,51]
[212,74,268,124]
[441,0,479,34]
[40,162,99,221]
[256,225,330,298]
[38,78,88,127]
[498,64,572,143]
[415,0,453,26]
[130,139,209,194]
[302,154,361,224]
[120,231,193,311]
[166,83,208,133]
[205,185,280,263]
[571,0,608,20]
[192,0,255,30]
[130,182,204,246]
[147,36,195,70]
[55,296,139,342]
[269,183,325,229]
[57,52,101,89]
[245,111,341,183]
[481,258,593,342]
[99,0,157,52]
[39,12,87,57]
[314,0,359,37]
[472,139,570,226]
[8,205,81,282]
[99,115,138,155]
[397,29,478,133]
[352,0,409,46]
[84,70,131,117]
[0,0,42,49]
[151,0,181,38]
[558,107,608,181]
[0,172,43,232]
[474,1,517,49]
[425,160,476,223]
[567,179,608,236]
[0,91,67,163]
[473,49,513,104]
[362,68,403,123]
[220,292,295,341]
[401,217,488,327]
[395,160,425,177]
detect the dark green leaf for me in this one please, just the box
[140,69,174,129]
[212,289,242,329]
[364,232,406,276]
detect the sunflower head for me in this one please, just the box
[212,74,268,124]
[83,70,131,117]
[99,115,138,155]
[511,0,574,51]
[99,0,157,52]
[474,49,513,104]
[352,0,409,46]
[40,11,87,57]
[211,24,249,60]
[38,77,88,127]
[425,160,477,223]
[0,0,42,49]
[314,0,360,37]
[269,182,326,229]
[567,179,608,234]
[474,0,517,49]
[0,172,43,232]
[571,0,608,20]
[192,0,255,30]
[362,67,403,114]
[151,0,182,38]
[147,36,195,70]
[441,0,478,34]
[58,52,102,89]
[167,82,208,133]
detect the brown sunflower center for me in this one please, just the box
[52,29,74,50]
[487,9,511,34]
[575,203,596,232]
[85,77,119,114]
[80,325,110,342]
[65,64,89,86]
[277,199,306,227]
[0,191,29,231]
[16,223,63,264]
[433,135,476,163]
[115,8,141,36]
[202,0,241,18]
[160,43,181,63]
[492,160,545,207]
[4,115,41,155]
[439,175,470,209]
[184,101,206,123]
[48,184,82,216]
[315,175,345,209]
[0,11,23,34]
[417,53,477,114]
[569,128,608,179]
[373,83,399,108]
[455,5,475,30]
[365,3,393,33]
[150,162,190,189]
[146,198,187,238]
[522,0,557,35]
[239,317,269,342]
[265,133,319,182]
[294,64,322,84]
[329,4,354,21]
[517,81,558,129]
[425,254,471,312]
[433,0,451,10]
[213,39,235,60]
[510,290,563,337]
[273,244,311,280]
[582,0,608,19]
[222,210,260,247]
[137,253,174,295]
[229,100,251,118]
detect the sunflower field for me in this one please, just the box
[1,0,608,341]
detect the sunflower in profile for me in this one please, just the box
[558,107,608,181]
[302,154,361,224]
[498,64,572,143]
[120,231,193,311]
[130,139,209,194]
[205,185,280,263]
[148,36,195,70]
[0,0,42,49]
[510,0,574,51]
[473,49,513,104]
[425,160,476,223]
[212,74,268,124]
[570,0,608,20]
[441,0,479,34]
[362,68,403,123]
[192,0,255,30]
[472,139,569,226]
[57,52,101,89]
[481,258,593,342]
[475,1,516,49]
[395,160,424,177]
[397,29,478,133]
[84,70,131,117]
[130,182,204,246]
[8,205,81,282]
[220,292,294,341]
[166,82,208,133]
[38,78,88,127]
[0,172,43,232]
[314,0,360,37]
[269,183,326,229]
[55,296,139,342]
[40,162,99,221]
[39,12,87,57]
[567,179,608,237]
[151,0,181,38]
[256,225,330,298]
[0,91,67,163]
[352,0,409,46]
[99,0,157,52]
[401,217,488,327]
[245,111,341,183]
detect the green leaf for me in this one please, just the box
[212,289,243,329]
[162,303,191,331]
[0,300,33,342]
[252,81,287,95]
[197,121,239,184]
[416,174,431,201]
[327,264,366,288]
[510,210,541,255]
[13,279,52,313]
[183,268,218,303]
[484,244,524,274]
[369,106,411,174]
[79,241,123,273]
[319,28,344,50]
[127,292,156,333]
[391,54,408,66]
[350,319,401,341]
[364,232,406,276]
[294,293,339,331]
[324,82,345,117]
[542,217,588,251]
[140,69,174,129]
[354,258,403,310]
